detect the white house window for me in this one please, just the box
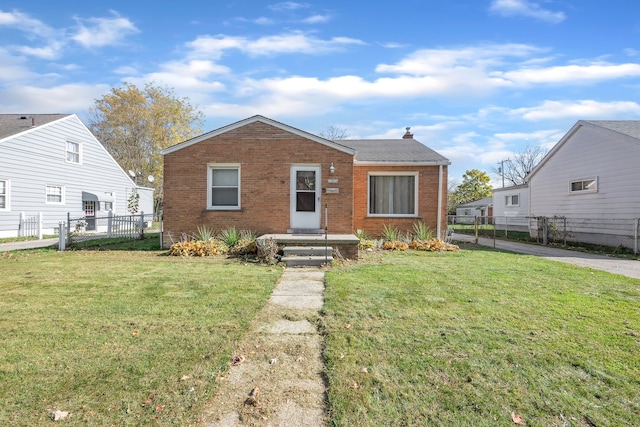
[208,164,240,209]
[66,141,80,163]
[0,180,8,210]
[570,178,597,193]
[46,185,64,204]
[505,194,519,206]
[368,173,417,216]
[104,192,113,211]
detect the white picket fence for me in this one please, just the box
[19,212,42,239]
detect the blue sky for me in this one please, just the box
[2,0,640,184]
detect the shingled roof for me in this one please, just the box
[0,114,70,141]
[583,120,640,141]
[338,138,450,165]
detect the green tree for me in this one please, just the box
[451,169,493,206]
[88,82,204,213]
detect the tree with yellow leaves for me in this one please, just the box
[88,82,204,213]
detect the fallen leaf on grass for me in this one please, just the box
[345,324,352,329]
[142,398,152,406]
[360,367,368,373]
[229,355,245,366]
[179,375,190,381]
[351,382,359,389]
[131,331,138,337]
[511,412,525,425]
[49,410,69,421]
[155,405,165,412]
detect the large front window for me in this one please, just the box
[368,173,417,216]
[208,164,240,209]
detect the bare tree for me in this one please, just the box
[318,125,347,140]
[494,144,548,187]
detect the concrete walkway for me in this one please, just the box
[452,233,640,279]
[203,267,327,427]
[0,238,58,252]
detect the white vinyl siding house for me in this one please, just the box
[0,114,154,238]
[528,120,640,219]
[492,184,529,232]
[526,120,640,248]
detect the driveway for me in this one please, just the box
[0,238,59,252]
[452,233,640,280]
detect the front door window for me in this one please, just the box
[296,171,316,212]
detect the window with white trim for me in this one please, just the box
[104,192,113,211]
[66,141,80,163]
[505,194,519,206]
[570,178,597,193]
[368,172,417,216]
[0,180,8,210]
[46,185,64,204]
[208,164,240,209]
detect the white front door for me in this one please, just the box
[290,165,321,230]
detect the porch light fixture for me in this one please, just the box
[329,162,335,174]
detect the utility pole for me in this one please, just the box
[498,159,508,188]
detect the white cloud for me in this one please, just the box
[268,2,309,11]
[511,100,640,120]
[301,14,332,24]
[495,63,640,84]
[0,9,66,59]
[0,83,110,113]
[187,32,364,58]
[489,0,565,23]
[71,11,139,48]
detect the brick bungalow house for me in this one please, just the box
[161,115,449,256]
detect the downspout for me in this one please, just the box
[437,164,443,239]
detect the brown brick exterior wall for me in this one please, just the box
[162,121,354,246]
[353,164,448,238]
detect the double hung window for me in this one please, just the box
[208,165,240,209]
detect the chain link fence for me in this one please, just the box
[66,211,155,246]
[449,215,640,254]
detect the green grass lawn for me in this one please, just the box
[323,247,640,426]
[0,241,282,425]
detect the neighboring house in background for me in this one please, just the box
[527,120,640,248]
[492,184,530,232]
[161,115,450,253]
[0,114,153,238]
[454,197,493,224]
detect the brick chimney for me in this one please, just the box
[402,126,413,139]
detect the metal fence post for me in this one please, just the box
[58,222,66,251]
[635,218,639,255]
[139,211,144,239]
[37,212,43,239]
[474,216,479,243]
[107,211,113,238]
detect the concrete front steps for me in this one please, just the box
[281,246,333,267]
[257,233,360,267]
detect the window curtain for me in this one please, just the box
[370,175,415,215]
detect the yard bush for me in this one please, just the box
[168,239,227,256]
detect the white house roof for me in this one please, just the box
[0,114,71,141]
[457,197,493,208]
[527,119,640,181]
[162,115,357,156]
[338,138,450,165]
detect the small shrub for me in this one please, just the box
[228,239,258,257]
[194,225,216,241]
[412,222,433,241]
[169,239,227,256]
[382,240,409,251]
[256,237,280,264]
[219,226,241,248]
[409,239,460,252]
[381,224,401,242]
